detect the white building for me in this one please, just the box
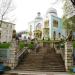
[0,21,15,42]
[43,8,64,40]
[29,8,65,40]
[29,12,43,39]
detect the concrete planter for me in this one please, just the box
[0,48,10,61]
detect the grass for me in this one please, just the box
[73,41,75,48]
[0,43,10,48]
[19,41,25,49]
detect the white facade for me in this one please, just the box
[29,8,65,40]
[29,12,43,39]
[0,21,15,42]
[43,8,63,40]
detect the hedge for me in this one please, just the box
[19,41,25,49]
[73,41,75,48]
[0,43,10,48]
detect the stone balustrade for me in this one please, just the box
[7,39,19,69]
[65,41,73,71]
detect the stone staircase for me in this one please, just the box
[15,46,65,72]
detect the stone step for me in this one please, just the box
[15,47,65,72]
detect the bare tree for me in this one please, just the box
[0,0,15,26]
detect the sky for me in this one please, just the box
[14,0,63,32]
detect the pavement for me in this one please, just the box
[3,71,74,75]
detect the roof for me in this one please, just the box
[47,7,57,15]
[35,12,43,20]
[0,20,15,25]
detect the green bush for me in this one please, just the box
[68,66,75,74]
[19,41,25,49]
[28,42,34,49]
[61,44,65,48]
[73,41,75,48]
[57,45,60,49]
[0,43,10,48]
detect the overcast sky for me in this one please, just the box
[14,0,63,32]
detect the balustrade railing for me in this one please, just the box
[16,47,28,58]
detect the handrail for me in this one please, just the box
[16,47,28,58]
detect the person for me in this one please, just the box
[27,37,31,44]
[34,38,38,50]
[73,50,75,65]
[24,36,27,46]
[35,42,40,53]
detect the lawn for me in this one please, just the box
[0,43,10,49]
[0,41,25,49]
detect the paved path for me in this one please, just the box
[4,71,72,75]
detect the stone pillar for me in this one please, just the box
[8,39,18,69]
[65,41,73,71]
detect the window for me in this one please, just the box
[53,19,58,28]
[11,25,12,29]
[44,20,49,28]
[36,23,41,30]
